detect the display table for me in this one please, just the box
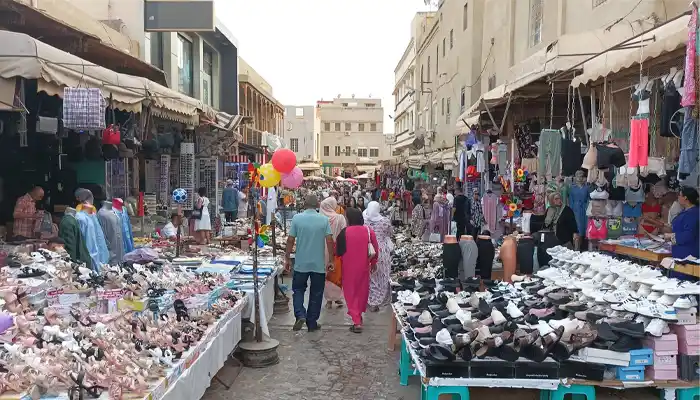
[598,242,669,264]
[239,266,280,336]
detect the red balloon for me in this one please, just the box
[271,149,296,174]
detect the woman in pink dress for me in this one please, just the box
[336,208,378,333]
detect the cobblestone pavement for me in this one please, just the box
[203,301,660,400]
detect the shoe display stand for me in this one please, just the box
[598,242,669,265]
[390,244,700,400]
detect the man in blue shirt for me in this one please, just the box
[285,194,334,331]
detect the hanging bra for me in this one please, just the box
[623,203,643,218]
[606,201,623,217]
[587,199,608,218]
[625,184,645,203]
[590,186,609,200]
[587,218,608,240]
[607,218,622,239]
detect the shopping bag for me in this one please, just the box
[429,229,441,243]
[326,256,342,288]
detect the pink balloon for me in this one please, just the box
[271,148,297,174]
[281,167,303,188]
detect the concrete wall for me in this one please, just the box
[63,0,239,114]
[283,105,316,161]
[317,98,388,164]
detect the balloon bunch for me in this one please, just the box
[248,148,303,189]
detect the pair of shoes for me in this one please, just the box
[293,318,322,332]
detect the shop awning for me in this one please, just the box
[570,14,690,87]
[143,79,211,125]
[298,162,321,171]
[441,148,457,166]
[356,165,377,173]
[393,131,416,150]
[407,153,429,169]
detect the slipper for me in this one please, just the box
[349,325,363,334]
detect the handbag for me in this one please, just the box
[192,199,203,220]
[429,228,441,243]
[366,226,376,258]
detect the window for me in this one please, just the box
[370,123,377,132]
[345,122,351,131]
[358,148,368,157]
[324,122,330,131]
[202,46,214,106]
[593,0,607,6]
[341,102,348,107]
[436,45,439,74]
[427,56,431,79]
[441,98,445,116]
[290,138,299,152]
[442,38,446,57]
[177,34,194,96]
[529,0,543,47]
[365,103,376,107]
[345,146,351,155]
[369,148,379,158]
[335,146,341,156]
[149,32,164,69]
[463,2,468,30]
[488,74,497,90]
[295,108,304,117]
[359,123,365,132]
[446,97,451,123]
[323,146,329,157]
[333,122,340,131]
[450,29,454,49]
[420,66,424,84]
[460,86,466,113]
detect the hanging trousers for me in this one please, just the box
[538,129,562,177]
[516,237,535,275]
[475,238,495,279]
[442,242,462,279]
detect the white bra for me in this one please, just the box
[590,186,610,200]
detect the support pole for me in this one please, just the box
[577,88,588,145]
[482,99,500,132]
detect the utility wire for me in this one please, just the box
[605,0,643,31]
[464,42,494,89]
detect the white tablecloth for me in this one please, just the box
[241,267,279,336]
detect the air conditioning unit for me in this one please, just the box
[344,132,350,136]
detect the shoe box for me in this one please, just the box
[576,347,631,367]
[469,359,515,379]
[615,366,646,381]
[423,359,470,378]
[675,308,698,325]
[514,360,559,379]
[671,324,700,356]
[643,334,679,380]
[677,354,700,382]
[559,360,606,381]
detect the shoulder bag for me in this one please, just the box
[366,226,377,258]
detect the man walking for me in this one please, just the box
[285,194,334,331]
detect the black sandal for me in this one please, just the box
[349,325,363,333]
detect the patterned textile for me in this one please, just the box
[411,204,428,238]
[681,7,697,108]
[365,216,393,307]
[12,194,36,238]
[62,87,106,130]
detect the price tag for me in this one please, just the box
[58,293,80,305]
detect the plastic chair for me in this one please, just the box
[421,383,470,400]
[677,387,700,400]
[399,338,420,386]
[548,384,596,400]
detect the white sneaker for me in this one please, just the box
[603,290,631,304]
[657,294,679,306]
[637,302,678,321]
[612,276,627,288]
[647,291,662,302]
[635,315,652,326]
[633,284,652,299]
[665,282,700,296]
[506,301,524,319]
[455,309,472,324]
[436,328,454,345]
[644,319,668,337]
[447,298,460,314]
[475,326,491,342]
[536,321,554,336]
[602,274,617,286]
[491,308,507,325]
[411,292,422,306]
[582,269,597,279]
[672,296,693,309]
[418,310,433,325]
[651,277,680,291]
[574,265,587,276]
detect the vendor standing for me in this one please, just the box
[664,187,699,259]
[12,186,44,239]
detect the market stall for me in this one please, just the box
[388,244,699,399]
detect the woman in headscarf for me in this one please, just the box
[469,189,485,236]
[336,208,378,332]
[430,194,451,241]
[320,197,347,308]
[411,197,429,240]
[362,201,393,312]
[544,192,578,248]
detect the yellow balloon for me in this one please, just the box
[258,163,281,188]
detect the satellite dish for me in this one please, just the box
[412,128,426,150]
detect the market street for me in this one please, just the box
[202,303,660,400]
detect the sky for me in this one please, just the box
[216,0,432,134]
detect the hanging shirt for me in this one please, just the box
[119,208,134,253]
[266,187,278,224]
[473,143,486,173]
[97,206,125,265]
[76,210,109,270]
